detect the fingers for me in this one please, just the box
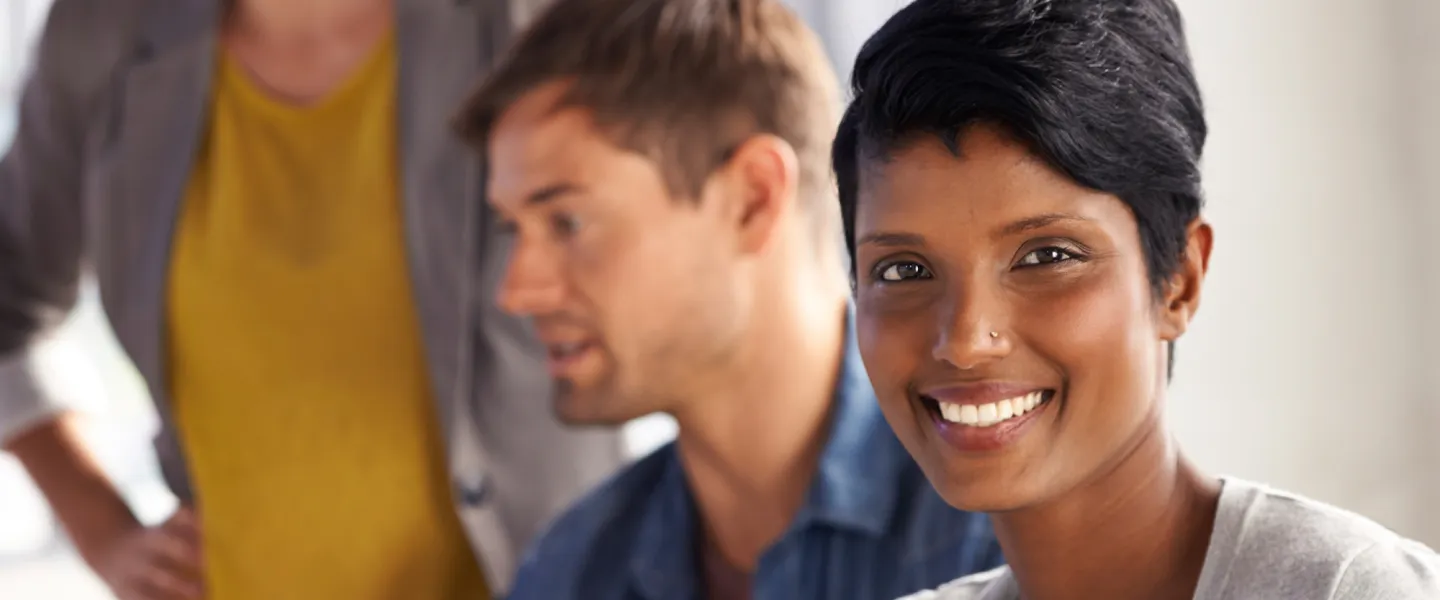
[149,526,204,577]
[159,510,204,569]
[164,507,201,540]
[115,563,204,600]
[132,567,205,600]
[119,508,205,600]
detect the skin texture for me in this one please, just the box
[853,125,1219,599]
[486,80,849,574]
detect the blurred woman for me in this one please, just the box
[0,0,623,598]
[833,1,1440,598]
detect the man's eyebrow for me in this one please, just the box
[855,231,926,247]
[525,182,582,205]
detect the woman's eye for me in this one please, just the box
[878,262,932,282]
[1018,247,1076,266]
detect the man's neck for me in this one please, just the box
[996,418,1221,600]
[673,289,849,573]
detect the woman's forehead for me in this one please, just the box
[856,135,1102,226]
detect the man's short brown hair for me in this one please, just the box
[457,0,842,239]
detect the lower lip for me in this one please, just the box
[927,395,1052,453]
[547,343,597,377]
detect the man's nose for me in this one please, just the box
[496,240,565,317]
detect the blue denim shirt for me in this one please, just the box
[506,324,1005,600]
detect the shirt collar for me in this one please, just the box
[630,449,699,600]
[628,308,909,599]
[795,307,909,536]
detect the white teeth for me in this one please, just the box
[959,404,978,424]
[554,342,587,356]
[977,403,998,425]
[938,391,1048,428]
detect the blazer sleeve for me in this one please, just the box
[0,0,133,445]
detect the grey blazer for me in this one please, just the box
[0,0,626,593]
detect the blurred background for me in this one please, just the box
[1,0,1436,597]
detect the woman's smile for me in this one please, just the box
[917,383,1058,453]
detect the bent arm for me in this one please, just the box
[1,0,143,564]
[8,416,141,565]
[0,0,94,446]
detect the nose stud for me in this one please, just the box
[989,331,999,339]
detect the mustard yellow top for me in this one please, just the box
[167,32,489,600]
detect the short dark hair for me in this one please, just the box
[835,0,1205,289]
[834,0,1205,375]
[457,0,842,235]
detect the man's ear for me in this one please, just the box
[704,134,800,256]
[1158,218,1213,341]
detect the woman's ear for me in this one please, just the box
[1158,219,1213,341]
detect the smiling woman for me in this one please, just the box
[834,1,1440,599]
[849,124,1182,512]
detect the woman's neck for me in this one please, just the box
[228,0,392,42]
[222,0,393,103]
[994,424,1222,600]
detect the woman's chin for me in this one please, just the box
[925,468,1052,514]
[938,489,1033,514]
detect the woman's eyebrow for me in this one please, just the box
[997,212,1092,237]
[856,231,925,248]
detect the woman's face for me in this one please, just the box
[853,125,1209,511]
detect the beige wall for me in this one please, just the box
[1169,0,1436,544]
[1399,0,1440,545]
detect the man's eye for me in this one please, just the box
[551,213,581,237]
[878,262,931,282]
[1017,247,1076,266]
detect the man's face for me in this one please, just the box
[487,83,745,424]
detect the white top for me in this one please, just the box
[899,478,1440,600]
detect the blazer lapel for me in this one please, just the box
[98,0,218,501]
[394,0,490,432]
[106,1,217,397]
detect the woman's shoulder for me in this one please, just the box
[1201,478,1440,599]
[1331,537,1440,598]
[1213,478,1431,554]
[895,566,1017,600]
[31,0,154,98]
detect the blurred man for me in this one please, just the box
[0,0,622,598]
[454,0,1005,598]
